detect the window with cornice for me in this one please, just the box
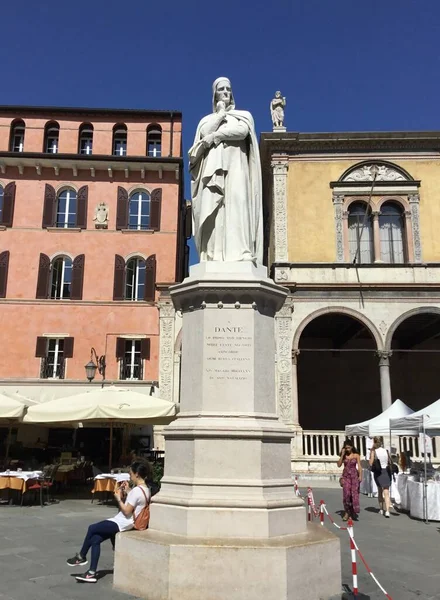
[331,161,421,264]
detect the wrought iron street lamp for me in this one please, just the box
[85,347,106,383]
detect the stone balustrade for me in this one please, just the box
[293,429,439,474]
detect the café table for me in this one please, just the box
[0,470,43,506]
[91,473,130,502]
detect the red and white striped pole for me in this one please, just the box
[347,518,358,597]
[320,500,325,526]
[307,487,313,521]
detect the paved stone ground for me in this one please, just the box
[316,487,440,600]
[0,497,140,600]
[0,489,439,600]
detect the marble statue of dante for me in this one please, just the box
[270,91,286,128]
[189,77,263,263]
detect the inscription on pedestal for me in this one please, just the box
[204,320,253,392]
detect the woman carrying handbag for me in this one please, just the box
[66,459,152,583]
[369,436,392,518]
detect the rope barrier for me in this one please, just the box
[295,479,394,599]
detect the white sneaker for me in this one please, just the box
[379,509,383,515]
[385,511,390,518]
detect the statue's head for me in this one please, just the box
[275,91,281,98]
[212,77,235,112]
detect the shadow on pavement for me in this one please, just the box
[341,584,371,599]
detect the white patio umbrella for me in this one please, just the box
[0,391,36,460]
[23,386,179,468]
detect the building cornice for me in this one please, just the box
[0,105,182,119]
[260,130,440,170]
[0,152,182,179]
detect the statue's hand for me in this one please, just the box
[202,133,215,148]
[216,101,226,113]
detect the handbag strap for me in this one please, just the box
[386,450,392,466]
[137,485,150,506]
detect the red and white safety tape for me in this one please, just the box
[296,481,394,600]
[307,487,320,519]
[347,526,393,600]
[321,503,393,599]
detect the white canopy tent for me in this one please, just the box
[389,399,440,433]
[23,386,179,468]
[345,399,414,437]
[390,398,440,523]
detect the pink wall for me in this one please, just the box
[0,112,182,157]
[0,109,184,383]
[0,303,160,381]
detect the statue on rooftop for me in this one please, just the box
[270,91,286,128]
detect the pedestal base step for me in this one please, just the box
[114,524,341,600]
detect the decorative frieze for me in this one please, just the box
[408,193,422,263]
[272,159,289,262]
[275,297,294,424]
[158,301,176,402]
[332,193,345,263]
[343,164,406,182]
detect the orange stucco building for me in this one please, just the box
[0,106,187,421]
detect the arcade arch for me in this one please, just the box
[295,311,382,430]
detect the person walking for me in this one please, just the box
[66,459,152,583]
[369,436,392,518]
[337,439,362,521]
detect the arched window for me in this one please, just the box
[147,124,162,157]
[113,253,156,301]
[10,119,25,152]
[56,188,77,228]
[50,256,73,299]
[125,257,146,301]
[0,185,3,222]
[347,202,374,263]
[113,124,127,156]
[78,123,93,155]
[379,202,405,263]
[44,121,59,154]
[128,190,150,230]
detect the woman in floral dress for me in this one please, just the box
[337,440,362,521]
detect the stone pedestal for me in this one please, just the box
[114,263,341,600]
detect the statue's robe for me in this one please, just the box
[189,110,263,263]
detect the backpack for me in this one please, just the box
[133,486,150,531]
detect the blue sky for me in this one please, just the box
[2,0,440,262]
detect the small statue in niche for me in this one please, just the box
[94,202,109,229]
[270,91,286,128]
